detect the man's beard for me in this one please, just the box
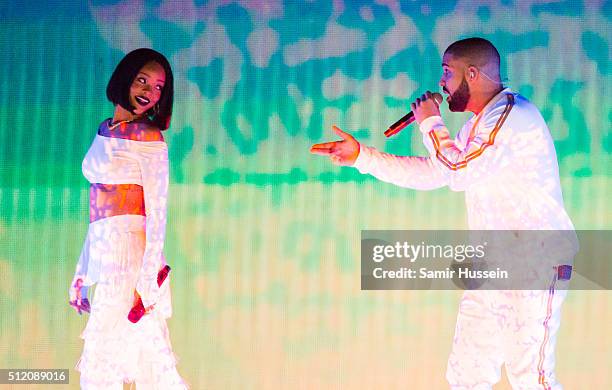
[448,77,470,112]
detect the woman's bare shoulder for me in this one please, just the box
[136,121,165,142]
[101,119,165,142]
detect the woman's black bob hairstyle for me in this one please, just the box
[106,48,174,130]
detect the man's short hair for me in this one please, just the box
[444,37,500,72]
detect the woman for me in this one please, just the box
[69,48,187,389]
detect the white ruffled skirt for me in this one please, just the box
[75,215,187,389]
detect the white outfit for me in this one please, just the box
[353,89,576,389]
[72,119,187,389]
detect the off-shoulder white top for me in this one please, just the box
[79,119,169,308]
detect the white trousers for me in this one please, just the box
[447,278,567,389]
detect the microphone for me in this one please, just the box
[384,92,443,137]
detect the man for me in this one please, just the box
[311,38,575,389]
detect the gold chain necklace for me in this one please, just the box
[108,118,134,131]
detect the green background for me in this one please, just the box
[0,0,610,388]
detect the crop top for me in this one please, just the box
[81,119,169,308]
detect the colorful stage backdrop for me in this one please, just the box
[0,1,610,388]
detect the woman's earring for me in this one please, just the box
[153,104,159,116]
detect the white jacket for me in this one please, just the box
[353,88,575,231]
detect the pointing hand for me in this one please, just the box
[310,125,360,166]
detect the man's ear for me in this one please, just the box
[467,66,478,81]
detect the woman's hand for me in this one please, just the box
[69,278,90,315]
[133,290,154,315]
